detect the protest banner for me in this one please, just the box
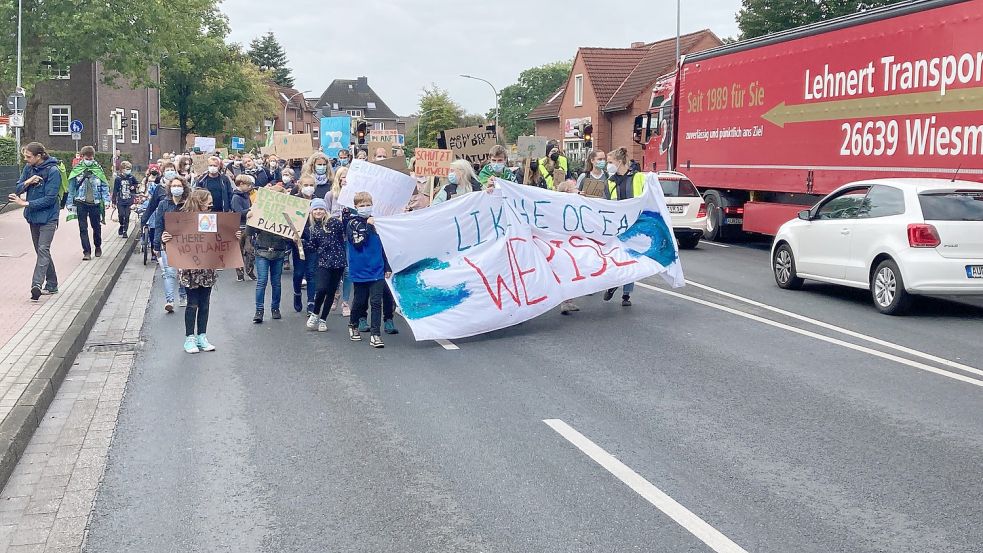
[163,212,244,270]
[191,153,208,175]
[338,159,416,217]
[320,116,352,158]
[413,148,453,178]
[193,136,216,153]
[443,125,496,165]
[581,178,608,198]
[374,175,684,341]
[246,187,311,239]
[275,133,315,160]
[517,136,548,159]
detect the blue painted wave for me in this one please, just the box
[392,257,471,320]
[618,210,678,267]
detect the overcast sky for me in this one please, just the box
[224,0,742,117]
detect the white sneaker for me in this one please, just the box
[306,313,318,329]
[341,302,351,317]
[178,296,187,307]
[317,319,328,332]
[196,334,216,352]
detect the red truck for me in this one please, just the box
[638,0,983,240]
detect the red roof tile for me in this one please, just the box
[528,86,565,121]
[580,47,650,106]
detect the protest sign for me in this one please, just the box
[275,133,315,160]
[366,141,390,156]
[443,125,495,165]
[368,129,398,143]
[193,136,216,153]
[260,146,276,156]
[246,187,311,239]
[191,153,208,175]
[338,159,416,217]
[553,169,567,187]
[581,178,608,198]
[216,148,228,159]
[374,175,684,341]
[163,212,243,270]
[320,116,352,158]
[413,148,453,178]
[371,156,411,175]
[517,136,548,159]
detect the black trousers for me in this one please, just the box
[76,202,102,254]
[350,280,385,335]
[185,286,212,336]
[117,201,132,233]
[313,267,345,320]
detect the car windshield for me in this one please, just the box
[660,179,700,198]
[919,190,983,221]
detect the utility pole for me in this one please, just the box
[15,0,23,166]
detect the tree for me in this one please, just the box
[736,0,907,39]
[494,60,572,144]
[247,32,294,88]
[403,86,465,153]
[161,10,277,145]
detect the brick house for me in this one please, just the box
[529,30,721,167]
[23,61,168,168]
[314,77,406,137]
[270,85,319,148]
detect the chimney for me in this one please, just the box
[356,76,368,91]
[630,41,646,48]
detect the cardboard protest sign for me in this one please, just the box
[246,187,311,239]
[553,169,567,187]
[366,141,391,157]
[193,136,216,153]
[191,153,208,175]
[275,133,315,160]
[338,159,416,217]
[163,212,243,270]
[443,125,496,165]
[581,178,608,198]
[371,156,411,175]
[413,148,453,178]
[320,116,352,158]
[260,146,276,156]
[368,129,398,143]
[215,148,228,158]
[373,176,684,341]
[517,136,548,159]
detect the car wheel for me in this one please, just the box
[677,234,701,250]
[773,244,803,290]
[870,259,912,315]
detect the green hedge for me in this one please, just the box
[0,137,131,170]
[0,137,15,166]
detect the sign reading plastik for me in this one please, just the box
[164,212,244,270]
[246,187,310,239]
[413,148,453,178]
[374,176,684,341]
[443,125,496,165]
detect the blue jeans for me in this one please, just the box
[291,249,318,307]
[159,251,186,303]
[622,282,634,295]
[341,267,353,303]
[255,255,284,310]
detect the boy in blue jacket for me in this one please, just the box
[346,192,390,348]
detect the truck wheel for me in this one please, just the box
[677,234,701,249]
[773,244,803,290]
[870,259,912,315]
[703,194,726,242]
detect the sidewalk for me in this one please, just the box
[0,208,136,489]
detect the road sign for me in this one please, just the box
[9,114,23,128]
[230,136,245,150]
[70,119,83,133]
[5,94,25,113]
[71,132,81,141]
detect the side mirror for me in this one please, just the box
[797,209,811,221]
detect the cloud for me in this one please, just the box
[224,0,741,116]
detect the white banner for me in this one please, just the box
[337,159,416,217]
[374,174,684,341]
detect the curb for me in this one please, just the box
[0,234,137,488]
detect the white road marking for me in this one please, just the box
[435,339,459,350]
[683,279,983,378]
[636,282,983,388]
[699,240,731,248]
[544,419,750,553]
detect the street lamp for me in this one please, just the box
[281,89,312,133]
[14,0,22,165]
[460,74,499,144]
[416,107,440,148]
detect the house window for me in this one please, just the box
[574,74,584,106]
[113,109,126,143]
[45,64,71,80]
[312,128,319,140]
[372,122,385,131]
[130,110,140,143]
[48,105,71,135]
[347,109,363,118]
[563,139,585,163]
[305,123,311,134]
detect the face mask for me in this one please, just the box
[375,156,386,160]
[163,170,177,180]
[283,175,293,184]
[447,172,459,185]
[123,169,132,175]
[357,206,373,217]
[233,160,241,166]
[207,166,219,175]
[83,159,95,166]
[596,160,607,171]
[339,158,350,167]
[550,152,560,162]
[490,162,505,173]
[302,186,315,197]
[315,165,327,175]
[269,162,278,168]
[607,163,619,176]
[170,186,184,197]
[416,176,427,184]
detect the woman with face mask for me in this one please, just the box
[301,152,334,199]
[432,160,481,205]
[601,147,646,308]
[194,156,233,212]
[151,176,190,312]
[140,161,179,263]
[537,142,570,190]
[266,155,282,184]
[335,149,351,168]
[576,149,608,193]
[289,176,319,313]
[324,166,353,316]
[279,167,297,191]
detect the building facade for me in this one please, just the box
[314,77,406,140]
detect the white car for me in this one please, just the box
[657,171,707,249]
[771,178,983,314]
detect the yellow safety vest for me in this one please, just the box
[607,171,646,200]
[537,155,568,190]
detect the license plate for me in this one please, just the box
[668,205,685,214]
[725,217,744,225]
[967,265,983,278]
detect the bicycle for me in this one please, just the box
[140,224,151,265]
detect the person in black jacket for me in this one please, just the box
[195,156,234,212]
[241,154,270,187]
[112,161,140,236]
[231,174,255,282]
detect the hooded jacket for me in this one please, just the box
[16,158,62,225]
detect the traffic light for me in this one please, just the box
[582,124,593,149]
[356,122,367,144]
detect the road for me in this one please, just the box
[83,241,983,553]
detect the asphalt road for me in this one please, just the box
[85,243,983,553]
